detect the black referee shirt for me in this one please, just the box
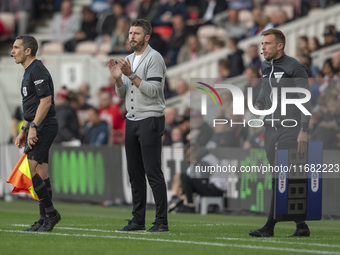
[21,59,56,121]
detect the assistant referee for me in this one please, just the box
[11,35,61,232]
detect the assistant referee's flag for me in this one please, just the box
[6,147,39,201]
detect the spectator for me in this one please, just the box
[216,59,231,82]
[296,36,309,58]
[226,37,244,77]
[177,33,207,64]
[311,96,339,149]
[54,86,80,145]
[244,65,262,105]
[331,50,340,75]
[163,106,179,146]
[319,58,336,94]
[175,144,226,213]
[167,14,188,66]
[246,44,261,69]
[175,79,190,95]
[0,0,32,35]
[308,36,320,53]
[64,6,98,52]
[97,1,126,44]
[98,90,125,144]
[170,127,184,148]
[163,76,177,99]
[213,8,248,40]
[263,9,288,31]
[152,0,189,26]
[187,110,213,146]
[77,82,91,101]
[137,0,160,23]
[82,107,109,146]
[9,105,24,144]
[205,36,225,52]
[248,8,270,37]
[322,25,338,47]
[186,0,228,28]
[109,16,130,54]
[50,0,81,44]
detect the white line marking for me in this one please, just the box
[1,229,339,255]
[217,237,340,248]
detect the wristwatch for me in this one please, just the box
[29,122,38,129]
[129,73,136,80]
[300,124,308,132]
[21,125,27,131]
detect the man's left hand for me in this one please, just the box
[117,58,133,77]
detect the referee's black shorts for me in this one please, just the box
[25,117,58,164]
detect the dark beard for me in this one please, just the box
[130,38,145,52]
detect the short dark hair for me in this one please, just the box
[261,28,286,49]
[131,19,152,36]
[16,34,38,56]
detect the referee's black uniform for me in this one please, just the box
[22,59,58,163]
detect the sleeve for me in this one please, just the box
[293,63,312,129]
[115,76,128,99]
[31,67,52,98]
[138,53,165,98]
[255,66,266,110]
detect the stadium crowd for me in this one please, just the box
[4,0,340,151]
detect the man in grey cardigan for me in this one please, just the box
[108,19,168,232]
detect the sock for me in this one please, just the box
[38,178,53,224]
[44,178,53,199]
[296,221,308,229]
[263,220,276,231]
[32,174,56,217]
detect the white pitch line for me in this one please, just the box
[217,237,340,248]
[1,229,340,255]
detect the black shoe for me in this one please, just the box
[248,227,274,237]
[147,222,169,232]
[176,205,195,213]
[290,225,310,237]
[38,211,61,232]
[168,197,183,212]
[23,221,43,231]
[117,220,146,231]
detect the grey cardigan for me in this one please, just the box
[115,45,166,120]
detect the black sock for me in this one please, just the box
[32,174,56,217]
[44,178,53,200]
[296,221,308,229]
[264,220,276,231]
[38,178,53,224]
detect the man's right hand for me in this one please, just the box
[108,58,122,80]
[15,131,26,149]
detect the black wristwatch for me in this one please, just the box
[21,125,27,131]
[29,122,38,129]
[300,124,308,132]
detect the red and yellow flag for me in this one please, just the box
[7,151,39,201]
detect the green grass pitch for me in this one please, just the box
[1,200,340,255]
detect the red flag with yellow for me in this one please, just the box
[7,148,39,201]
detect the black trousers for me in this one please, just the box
[264,125,300,223]
[181,174,223,204]
[125,116,167,225]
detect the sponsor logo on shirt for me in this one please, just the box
[34,79,44,85]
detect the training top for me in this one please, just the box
[21,59,56,121]
[255,54,312,130]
